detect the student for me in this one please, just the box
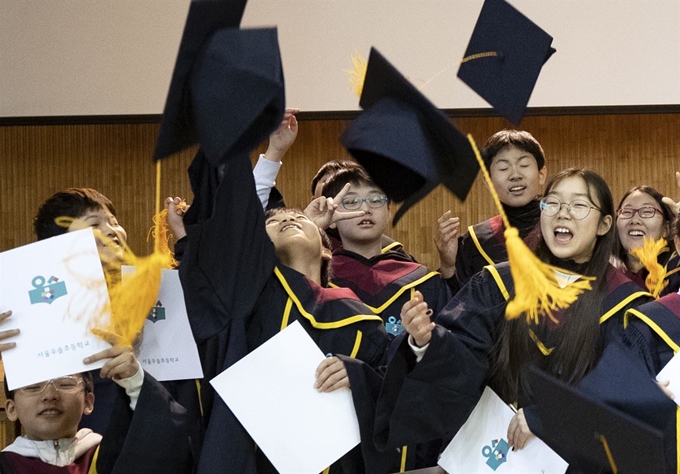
[0,310,192,474]
[614,185,675,291]
[33,188,201,458]
[436,129,547,293]
[318,166,450,470]
[372,169,653,460]
[320,166,451,340]
[177,148,389,473]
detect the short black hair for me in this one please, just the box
[4,371,94,401]
[310,160,359,196]
[482,129,546,170]
[320,166,379,201]
[34,188,117,241]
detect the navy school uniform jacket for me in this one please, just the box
[0,372,193,474]
[454,200,541,293]
[178,152,389,474]
[330,249,451,340]
[362,262,652,460]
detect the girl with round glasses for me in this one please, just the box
[374,169,660,471]
[614,186,674,291]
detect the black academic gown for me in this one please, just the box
[178,152,389,474]
[330,249,451,340]
[0,373,193,474]
[624,292,680,474]
[453,200,541,293]
[368,262,652,463]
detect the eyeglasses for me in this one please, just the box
[18,376,84,396]
[616,207,662,219]
[539,198,602,220]
[341,193,389,211]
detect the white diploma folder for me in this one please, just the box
[438,386,568,474]
[210,320,361,474]
[657,351,680,406]
[124,267,203,381]
[0,229,112,390]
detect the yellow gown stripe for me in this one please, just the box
[599,291,652,324]
[350,331,363,358]
[195,379,204,416]
[484,265,510,300]
[528,329,553,355]
[626,308,680,353]
[381,241,404,253]
[274,267,383,329]
[400,445,408,472]
[88,446,100,474]
[280,297,293,330]
[470,225,496,267]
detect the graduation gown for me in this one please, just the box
[371,262,652,454]
[178,152,389,474]
[624,292,680,474]
[454,200,541,292]
[330,249,451,340]
[0,373,192,474]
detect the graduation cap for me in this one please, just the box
[340,47,480,225]
[527,343,674,474]
[154,0,285,164]
[458,0,556,125]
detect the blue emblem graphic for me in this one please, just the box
[28,275,67,305]
[386,316,404,336]
[482,438,509,471]
[147,301,166,323]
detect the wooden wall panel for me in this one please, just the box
[2,113,680,272]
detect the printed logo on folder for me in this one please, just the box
[482,438,509,470]
[147,300,166,323]
[28,275,67,305]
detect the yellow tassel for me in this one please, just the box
[630,237,669,298]
[466,135,595,324]
[347,50,367,98]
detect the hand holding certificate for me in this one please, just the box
[0,229,113,389]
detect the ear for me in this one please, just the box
[82,392,95,416]
[597,214,613,236]
[321,247,332,262]
[5,399,18,422]
[674,235,680,255]
[538,166,548,187]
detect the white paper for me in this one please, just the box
[123,267,203,381]
[210,321,360,474]
[439,386,568,474]
[0,229,112,390]
[657,352,680,406]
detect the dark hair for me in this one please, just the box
[4,371,94,401]
[482,129,546,170]
[265,207,333,287]
[310,160,359,196]
[672,213,680,243]
[34,188,117,241]
[320,166,379,200]
[615,185,674,263]
[491,168,615,401]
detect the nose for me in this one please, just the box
[509,165,523,180]
[280,215,298,224]
[556,203,572,219]
[41,383,60,400]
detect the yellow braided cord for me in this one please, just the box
[461,51,499,64]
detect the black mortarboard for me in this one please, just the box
[154,0,285,165]
[458,0,556,126]
[527,345,673,474]
[340,48,480,225]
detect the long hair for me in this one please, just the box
[614,185,674,264]
[491,168,616,401]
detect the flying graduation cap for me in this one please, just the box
[458,0,556,125]
[340,47,480,225]
[154,0,285,165]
